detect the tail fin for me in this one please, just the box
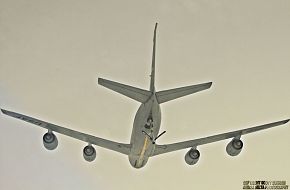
[98,78,151,103]
[156,82,212,104]
[150,23,158,92]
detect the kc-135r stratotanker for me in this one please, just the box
[1,23,289,169]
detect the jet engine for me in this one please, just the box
[185,148,200,165]
[83,145,96,162]
[43,132,58,150]
[226,138,243,156]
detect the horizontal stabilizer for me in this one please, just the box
[156,82,212,104]
[98,78,152,103]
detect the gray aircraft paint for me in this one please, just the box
[1,23,289,169]
[129,94,161,168]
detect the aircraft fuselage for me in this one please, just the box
[1,23,289,170]
[129,93,161,168]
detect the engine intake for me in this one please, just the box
[185,148,200,165]
[83,145,96,162]
[226,138,243,156]
[43,132,58,150]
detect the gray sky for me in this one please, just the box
[1,0,290,189]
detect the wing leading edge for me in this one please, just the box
[1,109,131,155]
[153,119,289,156]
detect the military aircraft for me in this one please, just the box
[1,23,289,169]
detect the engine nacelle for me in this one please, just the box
[83,145,96,162]
[185,148,200,165]
[43,132,58,150]
[226,138,243,156]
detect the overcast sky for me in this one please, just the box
[1,0,290,189]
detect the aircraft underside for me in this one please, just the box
[1,23,288,169]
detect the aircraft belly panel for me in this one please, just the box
[129,97,161,168]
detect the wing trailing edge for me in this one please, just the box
[152,119,289,156]
[1,109,132,155]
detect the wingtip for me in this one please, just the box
[97,78,104,85]
[283,119,290,124]
[204,82,213,89]
[208,82,213,88]
[1,108,7,114]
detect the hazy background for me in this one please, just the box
[1,0,290,189]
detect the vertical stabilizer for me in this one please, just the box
[150,23,158,92]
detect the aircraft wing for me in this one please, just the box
[1,109,131,155]
[153,119,289,156]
